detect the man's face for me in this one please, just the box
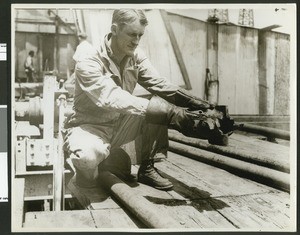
[114,19,146,57]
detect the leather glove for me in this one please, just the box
[146,96,229,146]
[146,95,198,136]
[174,89,215,111]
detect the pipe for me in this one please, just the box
[169,140,290,192]
[98,171,182,229]
[238,123,290,140]
[53,94,66,211]
[15,99,73,125]
[168,130,289,173]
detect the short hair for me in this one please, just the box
[29,50,34,56]
[112,9,148,28]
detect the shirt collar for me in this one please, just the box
[99,33,135,70]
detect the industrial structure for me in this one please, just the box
[12,7,293,231]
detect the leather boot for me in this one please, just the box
[137,160,173,190]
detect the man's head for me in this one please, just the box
[78,32,87,43]
[29,51,34,57]
[110,9,148,57]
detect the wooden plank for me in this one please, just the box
[141,10,185,88]
[210,192,291,230]
[67,176,119,210]
[131,167,235,228]
[154,203,235,229]
[12,178,25,230]
[156,152,274,198]
[24,210,96,229]
[258,30,276,114]
[91,209,138,228]
[155,153,291,230]
[274,33,290,115]
[168,12,208,96]
[160,9,192,90]
[218,25,259,114]
[24,209,139,229]
[131,165,187,200]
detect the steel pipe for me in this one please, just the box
[169,140,290,192]
[168,130,289,173]
[238,123,290,140]
[98,171,182,229]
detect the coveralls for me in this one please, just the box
[24,55,34,82]
[64,33,181,186]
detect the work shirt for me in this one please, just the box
[67,33,179,141]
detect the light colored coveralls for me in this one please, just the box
[64,33,180,184]
[24,55,34,82]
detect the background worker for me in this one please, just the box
[24,50,35,82]
[72,32,95,62]
[64,9,228,191]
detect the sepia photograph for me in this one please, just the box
[11,3,296,232]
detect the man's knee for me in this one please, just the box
[69,143,110,171]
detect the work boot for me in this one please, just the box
[137,160,173,190]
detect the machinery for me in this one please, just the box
[15,73,70,211]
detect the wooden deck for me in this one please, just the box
[22,148,291,231]
[12,119,294,231]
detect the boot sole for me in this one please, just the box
[137,178,173,191]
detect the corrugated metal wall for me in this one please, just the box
[218,25,259,114]
[166,13,289,115]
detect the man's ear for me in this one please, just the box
[111,23,118,36]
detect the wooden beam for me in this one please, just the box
[260,24,281,31]
[206,22,219,104]
[160,10,192,90]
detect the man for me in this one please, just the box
[64,9,221,191]
[24,50,35,82]
[72,32,95,62]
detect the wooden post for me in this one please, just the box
[53,9,59,73]
[206,22,219,104]
[53,93,66,211]
[258,30,276,114]
[43,74,57,209]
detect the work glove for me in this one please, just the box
[146,96,229,146]
[174,89,215,111]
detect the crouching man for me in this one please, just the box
[64,9,230,191]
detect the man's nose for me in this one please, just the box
[132,36,140,45]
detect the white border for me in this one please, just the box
[11,3,297,232]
